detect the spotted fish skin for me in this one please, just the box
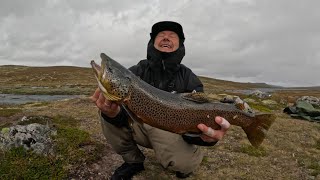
[91,53,276,147]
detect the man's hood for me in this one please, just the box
[146,39,185,73]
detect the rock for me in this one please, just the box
[220,95,235,103]
[220,95,254,113]
[250,90,271,99]
[233,96,254,113]
[297,96,319,106]
[0,123,57,155]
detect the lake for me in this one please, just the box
[0,94,81,105]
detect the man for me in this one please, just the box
[91,21,230,179]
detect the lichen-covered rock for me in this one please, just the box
[297,96,320,106]
[250,90,272,99]
[0,123,57,155]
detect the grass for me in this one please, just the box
[298,156,320,177]
[316,139,320,150]
[0,123,12,129]
[308,159,320,176]
[0,147,65,179]
[0,108,22,117]
[0,65,96,95]
[248,103,273,113]
[238,144,267,157]
[0,115,104,179]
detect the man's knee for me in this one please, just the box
[160,146,203,173]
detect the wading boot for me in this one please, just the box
[111,162,144,180]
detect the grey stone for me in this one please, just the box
[250,90,272,99]
[297,96,319,105]
[0,123,57,155]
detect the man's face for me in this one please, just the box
[154,31,180,53]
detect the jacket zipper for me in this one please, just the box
[162,60,166,70]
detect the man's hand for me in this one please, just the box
[197,116,230,143]
[90,88,120,118]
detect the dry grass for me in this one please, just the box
[1,65,320,179]
[0,65,96,95]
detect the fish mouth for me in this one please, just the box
[90,60,102,79]
[90,59,122,102]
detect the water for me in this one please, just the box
[226,87,308,95]
[0,94,80,105]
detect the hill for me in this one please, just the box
[0,65,282,95]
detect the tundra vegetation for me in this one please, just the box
[0,65,319,179]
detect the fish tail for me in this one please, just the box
[243,113,276,147]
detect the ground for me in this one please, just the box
[0,65,320,179]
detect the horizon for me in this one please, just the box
[1,63,319,88]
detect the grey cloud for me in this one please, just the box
[0,0,319,86]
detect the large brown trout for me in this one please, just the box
[91,53,276,147]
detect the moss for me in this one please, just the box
[0,123,12,129]
[238,144,267,157]
[248,103,272,113]
[0,147,66,179]
[54,127,90,161]
[52,115,79,128]
[307,159,320,177]
[0,108,22,117]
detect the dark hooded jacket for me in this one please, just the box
[101,39,217,146]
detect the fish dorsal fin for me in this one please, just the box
[235,103,246,111]
[181,92,210,103]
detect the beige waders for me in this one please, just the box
[100,115,203,174]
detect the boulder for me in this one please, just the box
[0,123,57,155]
[297,96,319,106]
[250,90,271,99]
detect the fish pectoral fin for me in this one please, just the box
[181,92,210,103]
[121,104,144,124]
[102,92,121,101]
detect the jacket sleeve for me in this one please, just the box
[184,67,204,93]
[100,108,129,128]
[182,135,218,146]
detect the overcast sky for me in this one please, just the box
[0,0,319,87]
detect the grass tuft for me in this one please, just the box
[248,103,272,113]
[239,144,267,157]
[0,108,22,117]
[307,159,320,177]
[315,139,320,150]
[0,147,65,179]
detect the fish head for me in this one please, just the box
[90,53,132,102]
